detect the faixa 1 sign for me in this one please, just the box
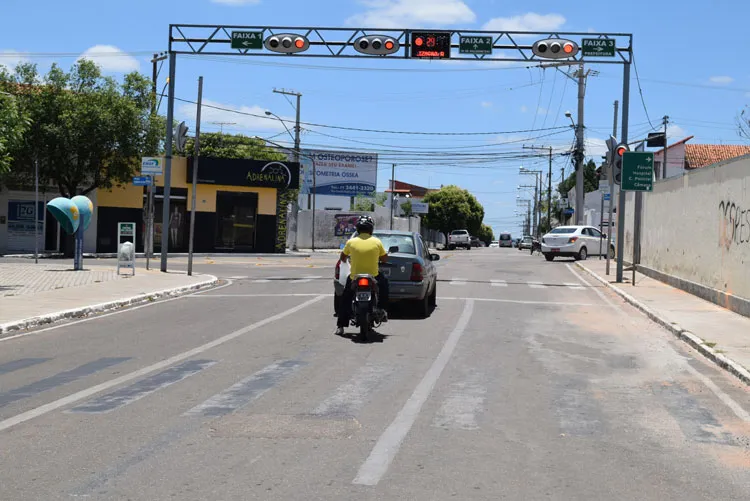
[187,157,300,190]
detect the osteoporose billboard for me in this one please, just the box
[296,149,378,197]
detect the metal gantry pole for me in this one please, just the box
[34,157,39,264]
[616,63,631,283]
[547,147,552,231]
[188,76,203,277]
[606,100,618,275]
[575,63,586,226]
[160,52,176,273]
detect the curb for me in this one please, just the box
[2,253,311,259]
[575,262,750,386]
[0,275,220,337]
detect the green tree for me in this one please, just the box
[421,185,485,241]
[557,159,600,197]
[0,92,29,176]
[400,200,413,216]
[0,60,162,196]
[476,223,494,246]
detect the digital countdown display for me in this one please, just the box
[410,32,451,59]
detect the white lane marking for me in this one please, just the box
[439,296,596,307]
[0,279,233,342]
[564,282,585,290]
[228,276,248,280]
[313,364,395,417]
[565,264,750,424]
[448,278,467,286]
[253,279,271,284]
[0,295,326,433]
[528,281,546,289]
[189,294,325,298]
[490,280,507,287]
[290,278,313,284]
[432,374,486,430]
[353,299,474,486]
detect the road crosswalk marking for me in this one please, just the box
[528,282,547,289]
[449,278,467,285]
[490,280,507,287]
[564,283,585,290]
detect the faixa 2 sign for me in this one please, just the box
[187,157,300,190]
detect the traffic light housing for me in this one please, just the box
[613,143,629,185]
[354,35,400,55]
[532,38,579,59]
[265,34,309,53]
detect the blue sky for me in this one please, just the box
[2,0,748,236]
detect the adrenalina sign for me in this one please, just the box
[187,157,300,190]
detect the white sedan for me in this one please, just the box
[541,225,615,261]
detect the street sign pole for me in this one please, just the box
[161,51,176,273]
[616,63,631,283]
[188,76,203,277]
[632,141,647,286]
[606,100,618,276]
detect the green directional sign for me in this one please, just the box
[582,38,615,57]
[459,36,493,55]
[231,31,263,50]
[622,152,654,192]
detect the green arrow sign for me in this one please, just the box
[231,31,263,50]
[622,151,654,192]
[459,36,493,55]
[582,38,615,57]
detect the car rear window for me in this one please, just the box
[451,230,468,235]
[499,234,511,240]
[373,234,416,254]
[549,227,576,234]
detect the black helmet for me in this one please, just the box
[355,215,375,234]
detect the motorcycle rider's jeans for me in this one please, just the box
[337,274,389,328]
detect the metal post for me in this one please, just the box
[34,157,39,264]
[599,193,604,259]
[532,175,539,237]
[160,52,176,272]
[188,76,203,277]
[311,158,316,252]
[547,147,552,232]
[616,63,631,283]
[662,116,669,180]
[575,63,586,226]
[606,100,618,275]
[632,140,646,286]
[390,164,395,230]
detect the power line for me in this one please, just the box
[631,53,656,130]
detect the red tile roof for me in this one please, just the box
[684,144,750,169]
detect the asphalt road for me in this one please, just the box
[1,248,750,500]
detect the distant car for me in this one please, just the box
[518,236,533,250]
[489,240,499,248]
[541,225,616,261]
[470,236,481,247]
[448,229,471,250]
[334,230,440,318]
[498,233,513,248]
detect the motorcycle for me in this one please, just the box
[530,239,542,255]
[350,272,388,341]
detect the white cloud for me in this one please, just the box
[77,45,140,72]
[481,101,493,108]
[520,105,528,113]
[536,106,548,115]
[709,75,733,84]
[482,13,566,34]
[177,99,291,135]
[666,123,688,140]
[0,50,29,71]
[346,0,475,28]
[211,0,260,4]
[584,137,607,159]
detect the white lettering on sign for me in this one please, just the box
[583,39,614,47]
[463,37,489,44]
[233,32,260,40]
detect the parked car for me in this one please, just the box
[334,230,440,318]
[518,235,533,250]
[541,225,616,261]
[489,240,499,248]
[498,232,513,248]
[470,236,481,247]
[448,229,471,250]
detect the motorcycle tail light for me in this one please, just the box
[357,277,370,287]
[410,263,423,281]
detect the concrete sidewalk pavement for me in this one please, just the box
[577,259,750,385]
[0,262,218,336]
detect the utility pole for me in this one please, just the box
[574,64,588,226]
[615,62,632,283]
[273,89,302,197]
[390,164,396,230]
[272,88,303,251]
[160,51,176,273]
[523,145,554,233]
[147,52,167,269]
[662,115,669,179]
[187,76,203,277]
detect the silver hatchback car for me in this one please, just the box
[334,230,440,318]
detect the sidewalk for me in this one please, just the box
[577,259,750,385]
[0,262,217,336]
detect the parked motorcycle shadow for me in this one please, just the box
[336,329,389,344]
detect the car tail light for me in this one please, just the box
[335,260,340,280]
[357,277,370,287]
[410,263,423,281]
[568,236,578,243]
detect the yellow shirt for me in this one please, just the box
[343,234,386,279]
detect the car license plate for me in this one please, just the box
[356,292,371,301]
[382,268,390,277]
[552,248,560,252]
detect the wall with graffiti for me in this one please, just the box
[625,153,750,301]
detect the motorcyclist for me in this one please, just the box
[335,215,390,336]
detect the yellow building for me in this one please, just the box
[94,156,298,253]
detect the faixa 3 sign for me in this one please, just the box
[187,157,300,190]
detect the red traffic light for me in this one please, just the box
[563,43,575,54]
[415,37,424,47]
[353,35,400,55]
[616,145,628,156]
[385,40,394,50]
[294,38,305,49]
